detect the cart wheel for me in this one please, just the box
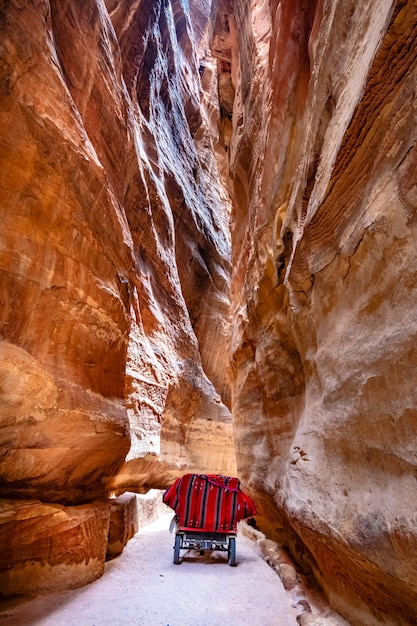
[173,534,181,564]
[228,537,236,566]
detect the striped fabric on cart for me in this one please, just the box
[163,474,256,531]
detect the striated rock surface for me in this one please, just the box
[104,0,236,482]
[0,0,234,595]
[1,0,416,621]
[0,0,235,505]
[224,0,417,624]
[0,0,133,504]
[0,499,111,595]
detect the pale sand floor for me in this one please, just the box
[0,513,299,626]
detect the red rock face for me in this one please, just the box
[0,0,235,594]
[224,0,417,623]
[0,0,235,508]
[0,0,133,504]
[2,0,416,619]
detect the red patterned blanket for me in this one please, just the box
[163,474,256,531]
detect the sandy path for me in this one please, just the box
[0,513,299,626]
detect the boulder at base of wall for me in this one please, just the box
[0,499,111,596]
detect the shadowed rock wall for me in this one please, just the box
[223,0,417,623]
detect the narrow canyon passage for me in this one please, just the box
[1,0,417,624]
[0,514,302,626]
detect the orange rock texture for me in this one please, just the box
[1,0,417,622]
[0,0,234,593]
[0,0,235,499]
[0,498,111,595]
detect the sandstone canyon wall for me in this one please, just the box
[0,0,235,593]
[224,0,417,624]
[1,0,417,624]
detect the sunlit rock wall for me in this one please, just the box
[223,0,417,624]
[0,0,133,505]
[0,0,235,593]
